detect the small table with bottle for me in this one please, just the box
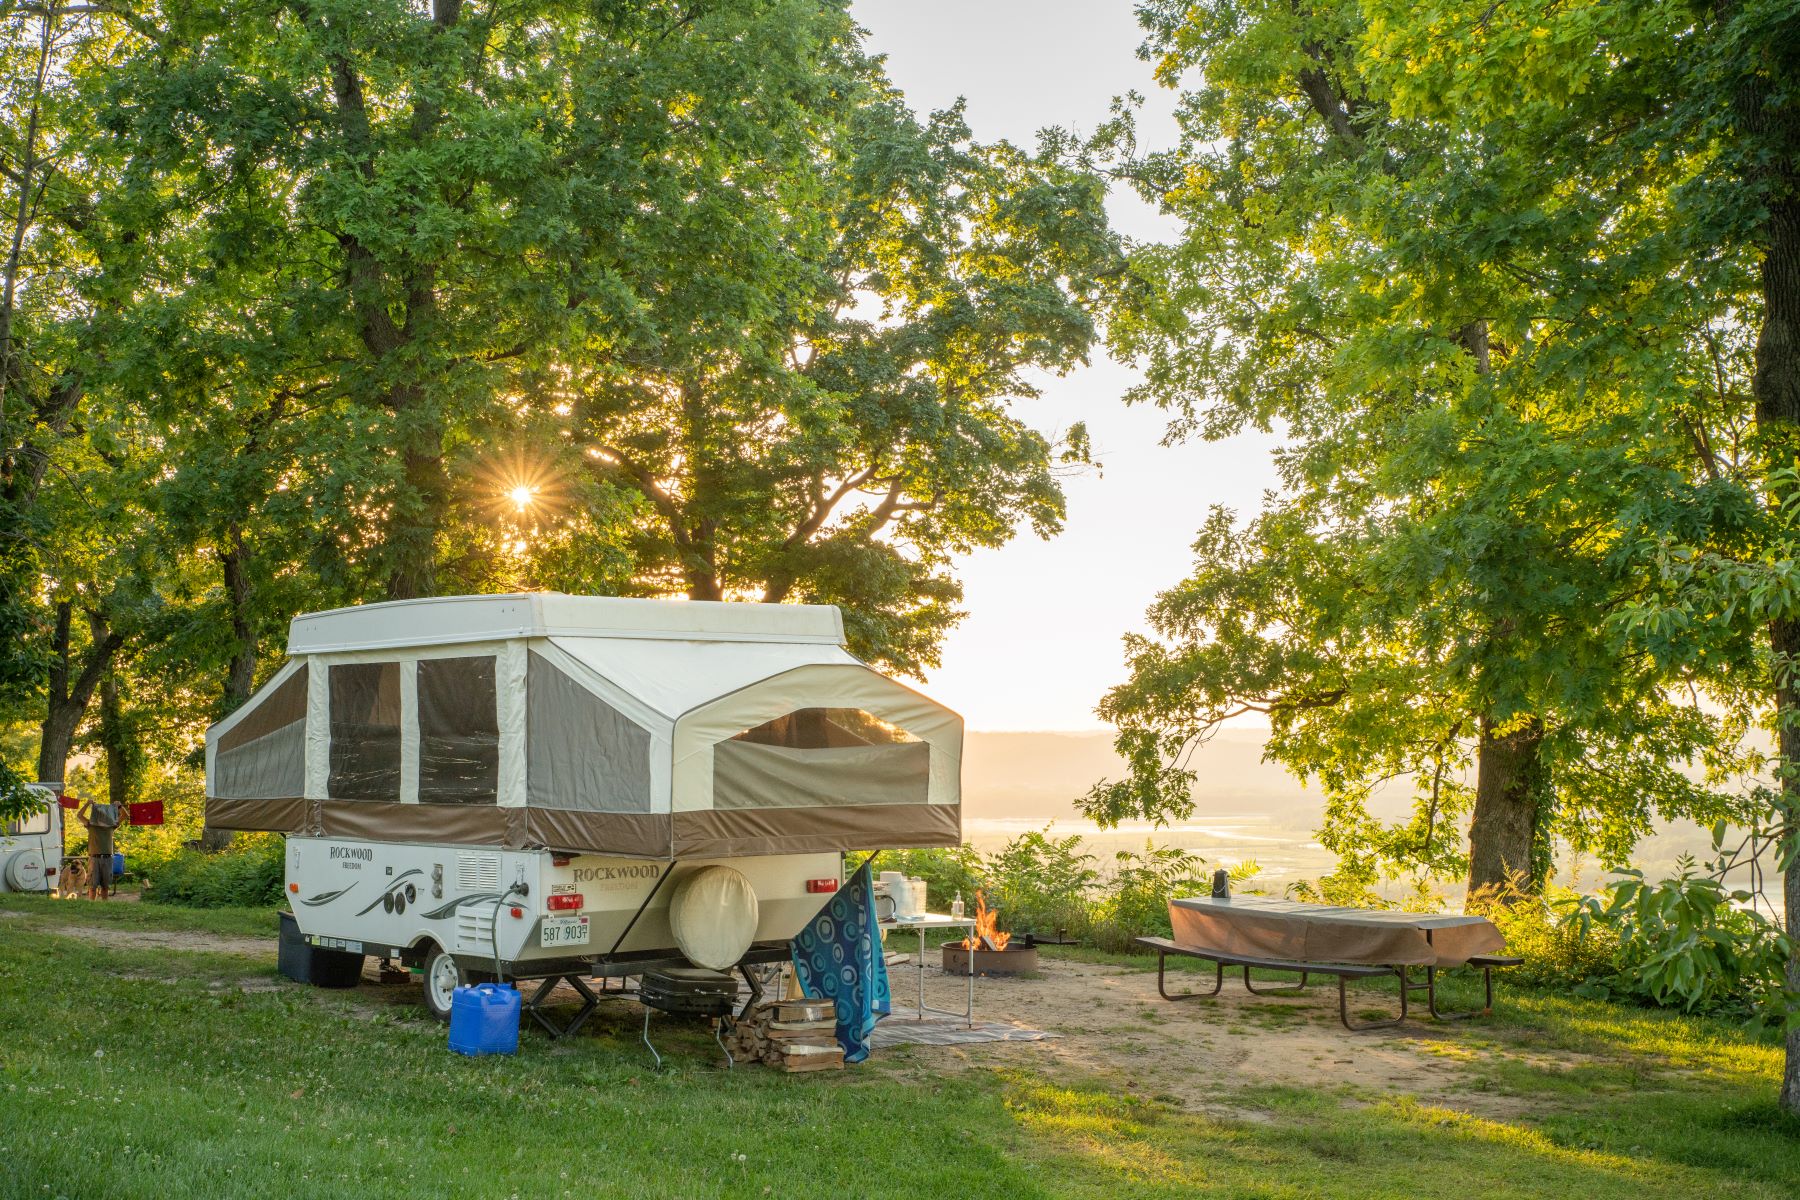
[880,892,977,1028]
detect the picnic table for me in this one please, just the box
[1169,896,1504,967]
[1141,895,1518,1030]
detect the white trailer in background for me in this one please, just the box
[0,783,62,894]
[205,593,963,1020]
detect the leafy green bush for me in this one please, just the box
[140,835,286,909]
[982,829,1099,937]
[880,844,984,913]
[871,829,1238,951]
[1086,843,1212,953]
[1568,865,1795,1027]
[0,761,41,824]
[1477,885,1620,990]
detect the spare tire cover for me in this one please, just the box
[667,866,759,970]
[4,849,46,892]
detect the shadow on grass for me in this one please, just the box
[1002,1069,1800,1199]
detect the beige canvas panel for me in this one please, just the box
[1169,897,1505,968]
[671,801,959,858]
[305,656,329,800]
[400,659,419,804]
[213,722,307,801]
[671,662,962,813]
[712,741,929,810]
[498,639,528,808]
[550,635,856,721]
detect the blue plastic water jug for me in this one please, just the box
[448,982,520,1056]
[111,852,124,878]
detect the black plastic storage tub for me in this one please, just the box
[278,910,365,988]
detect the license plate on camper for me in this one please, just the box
[540,915,589,948]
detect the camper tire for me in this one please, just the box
[421,944,467,1022]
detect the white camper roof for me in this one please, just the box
[287,592,846,655]
[210,592,961,858]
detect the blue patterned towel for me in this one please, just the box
[791,861,891,1063]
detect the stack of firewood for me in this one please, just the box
[722,998,845,1072]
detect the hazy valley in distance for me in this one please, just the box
[960,729,1725,901]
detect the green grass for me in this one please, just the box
[0,903,1795,1199]
[0,890,281,940]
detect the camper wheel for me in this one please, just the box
[421,943,467,1022]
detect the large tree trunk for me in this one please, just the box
[1465,717,1546,898]
[221,525,257,707]
[384,396,447,600]
[1738,23,1800,1113]
[99,675,130,809]
[0,5,54,432]
[1770,615,1800,1114]
[1752,168,1800,1122]
[204,529,259,851]
[36,604,123,787]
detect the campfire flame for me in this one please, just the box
[956,891,1010,951]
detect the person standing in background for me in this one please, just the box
[75,795,125,900]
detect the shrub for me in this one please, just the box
[880,844,983,913]
[1086,842,1212,953]
[982,829,1099,938]
[1477,885,1620,991]
[141,835,286,909]
[1568,864,1795,1028]
[867,828,1241,951]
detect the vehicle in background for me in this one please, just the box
[0,783,63,894]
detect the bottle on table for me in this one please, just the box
[950,892,965,918]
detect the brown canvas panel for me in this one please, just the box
[672,802,959,859]
[319,799,511,845]
[520,808,672,858]
[216,665,309,755]
[209,796,957,860]
[205,795,307,833]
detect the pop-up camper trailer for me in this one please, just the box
[205,593,961,1018]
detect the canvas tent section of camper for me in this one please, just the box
[204,594,963,858]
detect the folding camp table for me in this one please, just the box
[881,912,976,1029]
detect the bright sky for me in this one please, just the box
[852,2,1282,731]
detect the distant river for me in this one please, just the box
[961,812,1783,917]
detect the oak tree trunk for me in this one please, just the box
[1753,179,1800,1121]
[35,604,122,788]
[1737,13,1800,1113]
[99,675,129,809]
[205,529,258,851]
[1465,717,1546,898]
[384,396,447,600]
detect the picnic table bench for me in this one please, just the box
[1138,894,1524,1031]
